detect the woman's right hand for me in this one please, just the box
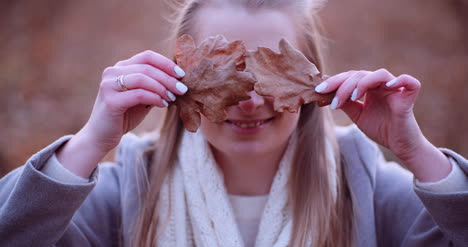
[85,50,187,152]
[57,51,187,178]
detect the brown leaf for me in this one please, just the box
[246,39,335,113]
[174,34,256,132]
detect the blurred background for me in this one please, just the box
[1,0,467,177]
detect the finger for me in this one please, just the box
[114,50,186,79]
[382,74,422,108]
[111,89,169,110]
[385,74,421,97]
[330,71,369,109]
[315,70,357,94]
[352,69,396,100]
[117,74,177,102]
[104,64,188,95]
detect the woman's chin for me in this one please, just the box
[218,141,269,157]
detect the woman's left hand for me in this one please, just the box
[315,69,422,159]
[315,69,451,181]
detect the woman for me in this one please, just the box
[0,0,467,246]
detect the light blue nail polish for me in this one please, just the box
[174,65,186,77]
[315,82,328,93]
[351,88,359,101]
[162,100,169,107]
[167,91,176,101]
[176,82,188,94]
[386,78,397,87]
[330,96,339,110]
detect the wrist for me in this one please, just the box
[399,138,452,182]
[56,129,110,178]
[394,133,429,163]
[78,125,119,154]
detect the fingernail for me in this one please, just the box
[315,82,328,93]
[351,88,359,101]
[162,100,169,107]
[330,96,339,110]
[174,65,186,77]
[166,91,176,101]
[386,78,397,87]
[176,82,188,94]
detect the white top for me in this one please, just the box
[42,153,468,246]
[228,194,269,247]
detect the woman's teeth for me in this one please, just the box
[231,120,266,128]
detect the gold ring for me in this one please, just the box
[116,75,128,91]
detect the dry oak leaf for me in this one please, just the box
[174,34,256,132]
[246,38,335,113]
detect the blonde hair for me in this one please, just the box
[133,0,355,246]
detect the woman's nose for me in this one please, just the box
[237,91,265,113]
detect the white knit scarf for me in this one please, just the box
[156,130,336,247]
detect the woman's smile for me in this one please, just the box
[225,117,275,134]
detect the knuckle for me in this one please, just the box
[133,73,147,82]
[128,74,142,87]
[153,93,162,102]
[99,80,112,91]
[399,74,411,80]
[134,90,146,101]
[99,83,106,93]
[164,75,172,86]
[335,89,345,98]
[401,74,421,86]
[161,58,173,69]
[356,70,368,77]
[155,82,166,93]
[142,50,153,56]
[102,66,115,77]
[414,78,421,87]
[376,68,389,75]
[137,51,149,61]
[102,93,116,109]
[141,50,155,59]
[362,70,371,74]
[141,64,154,74]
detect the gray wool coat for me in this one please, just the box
[0,125,467,247]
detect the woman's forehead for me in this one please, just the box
[195,6,298,52]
